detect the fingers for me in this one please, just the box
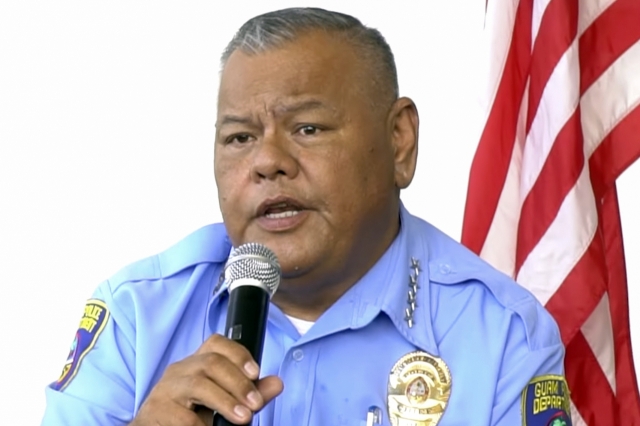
[132,334,284,426]
[194,351,262,407]
[196,334,261,380]
[256,376,285,404]
[201,376,284,424]
[205,376,285,424]
[189,354,284,423]
[184,370,255,424]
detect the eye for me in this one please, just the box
[297,125,320,136]
[226,133,253,144]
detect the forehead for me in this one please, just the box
[217,31,365,112]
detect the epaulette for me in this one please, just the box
[108,223,231,290]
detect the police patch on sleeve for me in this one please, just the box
[52,299,110,391]
[522,375,572,426]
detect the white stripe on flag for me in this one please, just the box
[581,293,617,393]
[582,40,640,157]
[516,164,597,304]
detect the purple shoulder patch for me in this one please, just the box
[52,299,110,391]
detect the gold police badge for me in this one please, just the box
[387,351,452,426]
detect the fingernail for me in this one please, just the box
[244,361,259,377]
[247,390,263,408]
[234,405,251,420]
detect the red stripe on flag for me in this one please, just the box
[590,105,640,199]
[602,188,640,423]
[514,110,584,274]
[564,331,618,424]
[461,0,533,253]
[525,0,578,132]
[579,0,640,93]
[543,228,607,345]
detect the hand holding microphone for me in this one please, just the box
[130,243,283,426]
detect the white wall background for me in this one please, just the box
[0,1,638,424]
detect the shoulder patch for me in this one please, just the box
[52,299,110,391]
[522,375,572,426]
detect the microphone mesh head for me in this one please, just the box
[224,243,281,297]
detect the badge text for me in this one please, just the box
[533,380,566,414]
[79,304,104,333]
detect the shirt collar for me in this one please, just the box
[342,202,439,356]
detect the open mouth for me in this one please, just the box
[258,198,306,219]
[264,210,300,219]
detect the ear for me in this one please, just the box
[387,97,419,189]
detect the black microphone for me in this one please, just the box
[211,242,281,426]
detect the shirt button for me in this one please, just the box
[439,263,451,274]
[292,349,304,361]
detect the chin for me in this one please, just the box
[267,245,314,277]
[238,225,325,273]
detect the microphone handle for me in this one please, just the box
[211,285,271,426]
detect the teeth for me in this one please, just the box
[265,210,300,219]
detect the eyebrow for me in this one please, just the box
[276,99,333,115]
[216,99,336,128]
[216,115,253,127]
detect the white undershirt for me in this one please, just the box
[285,315,315,336]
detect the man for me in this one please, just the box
[42,7,572,426]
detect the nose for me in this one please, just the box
[250,131,299,182]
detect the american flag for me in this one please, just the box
[461,0,640,424]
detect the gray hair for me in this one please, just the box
[221,7,399,104]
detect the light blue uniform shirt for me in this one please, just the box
[42,206,570,425]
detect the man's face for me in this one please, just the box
[214,31,405,290]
